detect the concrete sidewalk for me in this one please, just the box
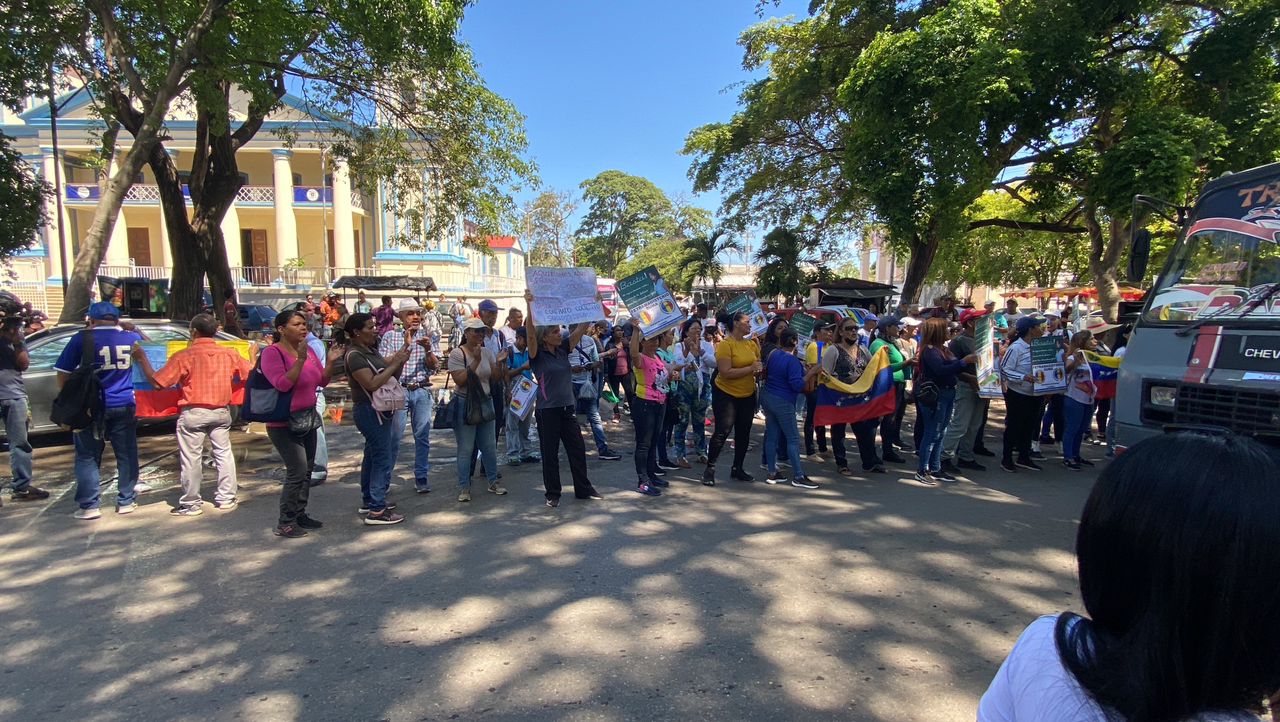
[0,405,1096,721]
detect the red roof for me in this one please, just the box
[485,235,521,251]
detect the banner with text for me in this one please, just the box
[526,267,602,326]
[614,266,685,337]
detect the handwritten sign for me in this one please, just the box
[508,375,538,420]
[526,267,602,326]
[615,265,685,337]
[725,293,768,337]
[1031,336,1067,394]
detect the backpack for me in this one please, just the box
[50,330,105,430]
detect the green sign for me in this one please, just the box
[1031,336,1067,394]
[789,313,817,340]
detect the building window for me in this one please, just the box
[291,173,302,186]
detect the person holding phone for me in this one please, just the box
[346,313,411,526]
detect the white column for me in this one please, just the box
[222,202,242,267]
[271,149,298,268]
[102,158,133,268]
[331,157,356,273]
[39,148,72,281]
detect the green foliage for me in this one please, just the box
[0,0,80,109]
[755,227,817,302]
[0,134,48,259]
[939,191,1089,290]
[683,229,744,292]
[522,190,578,268]
[574,171,676,277]
[616,236,694,293]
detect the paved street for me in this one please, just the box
[0,410,1099,721]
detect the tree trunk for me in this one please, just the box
[58,140,158,323]
[898,227,941,305]
[1084,207,1128,323]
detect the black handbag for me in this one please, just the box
[288,407,322,435]
[432,373,460,430]
[913,349,940,409]
[465,369,496,426]
[240,345,294,423]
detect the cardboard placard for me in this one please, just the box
[526,267,602,326]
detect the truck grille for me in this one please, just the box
[1173,383,1280,434]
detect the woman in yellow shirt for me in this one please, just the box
[702,310,762,485]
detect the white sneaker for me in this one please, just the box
[1030,441,1042,454]
[116,502,138,514]
[73,507,102,521]
[133,482,154,494]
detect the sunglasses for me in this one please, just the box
[841,326,857,332]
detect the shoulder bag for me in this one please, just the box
[240,345,294,423]
[914,348,940,409]
[346,348,406,414]
[465,368,496,425]
[433,371,461,429]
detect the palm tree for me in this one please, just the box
[683,229,744,298]
[755,227,815,304]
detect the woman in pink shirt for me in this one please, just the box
[262,309,341,538]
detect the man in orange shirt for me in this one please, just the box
[149,314,253,516]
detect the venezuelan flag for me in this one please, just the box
[1083,350,1122,400]
[133,340,253,417]
[814,346,897,426]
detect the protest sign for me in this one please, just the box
[789,313,817,345]
[508,375,539,420]
[974,315,1004,399]
[614,265,685,337]
[1031,336,1068,394]
[526,267,602,326]
[725,293,769,337]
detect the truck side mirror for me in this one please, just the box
[1128,228,1151,283]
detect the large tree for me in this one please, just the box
[573,171,675,277]
[686,0,1215,308]
[47,0,533,322]
[522,189,578,268]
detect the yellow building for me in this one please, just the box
[2,87,525,317]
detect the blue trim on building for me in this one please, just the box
[372,251,469,264]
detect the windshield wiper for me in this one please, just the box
[1175,280,1280,337]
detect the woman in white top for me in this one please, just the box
[979,432,1280,722]
[1060,330,1098,470]
[672,317,716,466]
[447,317,505,502]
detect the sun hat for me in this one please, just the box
[462,317,487,332]
[396,298,423,313]
[1082,316,1121,334]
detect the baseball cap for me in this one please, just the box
[478,299,501,313]
[862,313,879,323]
[88,301,120,320]
[958,308,988,325]
[902,316,923,327]
[878,314,901,327]
[461,317,487,332]
[396,298,423,313]
[1043,309,1061,318]
[1016,315,1048,335]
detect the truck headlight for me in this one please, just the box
[1149,386,1177,408]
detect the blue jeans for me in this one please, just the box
[917,389,956,473]
[574,381,610,453]
[0,397,32,491]
[390,387,434,488]
[1063,397,1091,462]
[761,389,805,476]
[74,404,139,510]
[311,392,328,481]
[353,403,395,512]
[505,405,535,459]
[455,414,497,490]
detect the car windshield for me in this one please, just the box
[1144,227,1280,324]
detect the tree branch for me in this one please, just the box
[968,218,1088,233]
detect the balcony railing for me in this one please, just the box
[98,264,169,280]
[66,184,365,211]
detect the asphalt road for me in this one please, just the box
[0,409,1099,721]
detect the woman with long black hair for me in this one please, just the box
[701,310,761,485]
[261,309,342,538]
[979,432,1280,721]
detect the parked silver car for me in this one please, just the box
[20,321,241,436]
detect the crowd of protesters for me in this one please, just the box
[5,280,1131,536]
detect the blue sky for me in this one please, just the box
[461,0,810,227]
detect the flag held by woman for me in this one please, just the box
[814,346,897,426]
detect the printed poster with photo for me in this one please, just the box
[614,265,685,337]
[1031,336,1068,395]
[974,315,1004,399]
[508,375,539,420]
[725,293,769,337]
[789,313,817,349]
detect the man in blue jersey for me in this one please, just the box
[55,302,158,520]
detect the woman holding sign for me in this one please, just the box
[524,290,603,507]
[702,311,761,486]
[628,317,668,496]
